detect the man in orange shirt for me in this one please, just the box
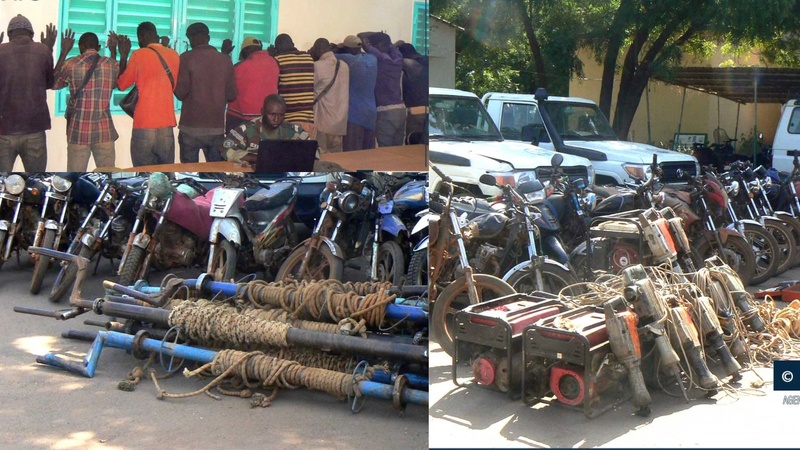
[116,22,180,166]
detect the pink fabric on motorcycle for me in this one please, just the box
[165,189,215,238]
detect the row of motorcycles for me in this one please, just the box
[0,171,428,303]
[425,151,800,355]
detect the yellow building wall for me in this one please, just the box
[570,48,781,152]
[0,0,421,171]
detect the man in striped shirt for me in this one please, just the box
[54,30,119,170]
[271,34,315,135]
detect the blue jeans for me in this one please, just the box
[178,131,224,163]
[0,132,47,172]
[130,127,175,167]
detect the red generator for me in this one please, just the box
[452,292,567,399]
[523,305,631,418]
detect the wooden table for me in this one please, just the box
[115,144,428,173]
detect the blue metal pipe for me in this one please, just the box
[371,371,428,390]
[38,331,427,406]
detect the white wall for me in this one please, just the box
[429,16,455,89]
[1,0,423,171]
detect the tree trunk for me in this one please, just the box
[598,0,634,118]
[517,0,548,91]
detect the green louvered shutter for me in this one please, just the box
[412,1,428,55]
[57,0,278,115]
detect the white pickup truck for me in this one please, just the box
[429,87,594,195]
[482,90,700,185]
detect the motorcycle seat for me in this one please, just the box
[243,181,296,211]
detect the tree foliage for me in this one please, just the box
[433,0,800,139]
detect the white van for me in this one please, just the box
[770,99,800,174]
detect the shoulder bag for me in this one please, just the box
[119,47,175,118]
[65,54,101,123]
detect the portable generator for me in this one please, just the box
[522,305,632,418]
[452,292,567,398]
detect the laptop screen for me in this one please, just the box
[255,139,318,172]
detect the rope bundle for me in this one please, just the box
[243,279,395,327]
[169,301,291,348]
[150,349,373,407]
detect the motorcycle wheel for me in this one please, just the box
[694,235,756,286]
[774,214,800,268]
[49,243,94,303]
[118,246,146,287]
[741,223,779,285]
[764,220,795,275]
[405,248,428,287]
[275,243,344,282]
[375,241,405,284]
[431,274,515,357]
[209,238,237,283]
[504,260,582,297]
[30,229,55,295]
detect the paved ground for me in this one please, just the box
[0,256,427,450]
[429,265,800,449]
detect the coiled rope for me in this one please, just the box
[242,279,395,327]
[149,349,373,407]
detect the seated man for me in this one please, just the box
[222,93,311,165]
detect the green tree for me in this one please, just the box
[434,0,800,139]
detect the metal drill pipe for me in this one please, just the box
[175,278,429,323]
[60,329,428,390]
[93,302,427,363]
[38,330,428,406]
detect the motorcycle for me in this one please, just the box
[428,164,515,357]
[117,173,214,286]
[48,175,145,302]
[722,162,797,276]
[206,174,299,282]
[0,174,48,271]
[30,173,100,295]
[655,172,757,285]
[276,173,411,283]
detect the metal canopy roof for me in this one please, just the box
[653,67,800,104]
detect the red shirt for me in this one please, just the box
[117,44,180,129]
[228,50,279,120]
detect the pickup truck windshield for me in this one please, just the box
[542,102,618,141]
[429,96,504,141]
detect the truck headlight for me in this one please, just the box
[622,163,650,181]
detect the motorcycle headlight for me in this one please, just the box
[5,174,24,195]
[587,164,595,186]
[726,180,740,197]
[51,175,72,193]
[748,181,760,194]
[338,191,360,214]
[524,190,546,204]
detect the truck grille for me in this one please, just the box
[660,161,697,183]
[536,166,590,183]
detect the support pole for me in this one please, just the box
[675,87,687,151]
[754,77,759,165]
[646,82,652,145]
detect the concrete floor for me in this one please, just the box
[0,256,427,450]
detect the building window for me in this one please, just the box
[56,0,278,116]
[412,1,428,55]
